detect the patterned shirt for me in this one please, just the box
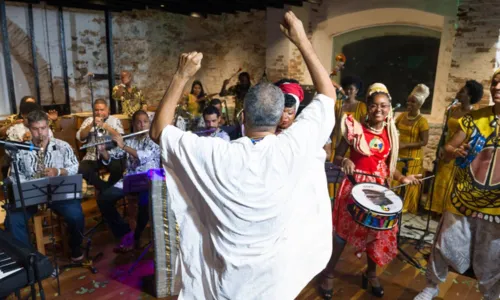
[10,138,79,182]
[7,123,53,142]
[103,134,160,188]
[76,116,124,161]
[112,85,146,117]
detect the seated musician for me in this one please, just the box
[274,79,304,135]
[6,102,54,142]
[201,105,230,141]
[0,96,58,139]
[4,110,85,262]
[77,99,124,191]
[209,98,226,126]
[318,83,422,299]
[96,110,160,251]
[112,71,147,117]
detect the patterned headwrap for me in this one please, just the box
[366,83,399,179]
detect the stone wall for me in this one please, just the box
[1,4,266,113]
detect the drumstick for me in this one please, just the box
[389,175,435,191]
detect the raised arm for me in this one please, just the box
[280,11,336,100]
[150,52,203,143]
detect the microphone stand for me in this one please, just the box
[2,144,48,300]
[407,101,456,250]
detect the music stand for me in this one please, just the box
[11,175,83,295]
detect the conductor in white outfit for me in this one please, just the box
[150,12,337,300]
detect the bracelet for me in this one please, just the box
[56,168,61,176]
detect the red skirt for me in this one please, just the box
[332,171,398,266]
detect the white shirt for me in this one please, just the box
[160,94,335,300]
[76,115,124,161]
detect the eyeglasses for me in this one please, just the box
[368,104,391,110]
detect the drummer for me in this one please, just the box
[77,99,125,192]
[318,83,422,299]
[112,70,147,117]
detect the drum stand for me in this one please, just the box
[395,159,423,270]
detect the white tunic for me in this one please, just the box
[160,94,335,300]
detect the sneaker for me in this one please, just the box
[414,286,439,300]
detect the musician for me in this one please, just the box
[274,79,304,135]
[319,83,421,299]
[4,110,85,262]
[77,99,124,191]
[6,102,54,142]
[202,105,230,141]
[112,70,147,117]
[150,11,336,299]
[395,84,430,213]
[185,80,213,116]
[427,80,483,214]
[0,96,58,139]
[209,98,227,126]
[415,70,500,300]
[96,110,160,252]
[220,72,251,123]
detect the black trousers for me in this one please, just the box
[78,159,124,191]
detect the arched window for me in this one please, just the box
[332,25,440,114]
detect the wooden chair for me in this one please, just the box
[32,209,69,257]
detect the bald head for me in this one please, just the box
[243,82,284,131]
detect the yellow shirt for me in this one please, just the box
[447,106,500,220]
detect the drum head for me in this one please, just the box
[351,183,402,215]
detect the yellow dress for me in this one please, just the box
[395,112,429,213]
[427,107,460,213]
[328,100,367,199]
[447,106,500,219]
[186,94,201,117]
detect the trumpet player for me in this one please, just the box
[77,99,124,191]
[96,110,160,252]
[4,110,85,263]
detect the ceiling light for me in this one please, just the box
[161,4,164,7]
[190,12,201,18]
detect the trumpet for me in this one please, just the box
[80,129,149,150]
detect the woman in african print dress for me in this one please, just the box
[318,83,422,299]
[395,84,430,213]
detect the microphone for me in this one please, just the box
[392,103,401,111]
[0,140,41,151]
[448,98,459,107]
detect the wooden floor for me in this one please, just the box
[7,226,483,300]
